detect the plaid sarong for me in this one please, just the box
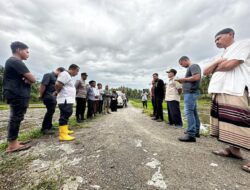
[210,90,250,150]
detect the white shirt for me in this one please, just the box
[165,78,182,102]
[57,71,76,104]
[208,40,250,96]
[141,92,148,101]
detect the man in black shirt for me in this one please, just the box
[39,67,65,135]
[152,73,165,122]
[3,41,36,153]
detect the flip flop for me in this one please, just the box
[19,140,32,145]
[5,144,31,154]
[212,148,243,160]
[242,162,250,173]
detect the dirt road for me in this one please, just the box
[0,105,249,190]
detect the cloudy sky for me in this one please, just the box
[0,0,250,89]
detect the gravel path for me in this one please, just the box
[0,105,249,190]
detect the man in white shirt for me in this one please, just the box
[141,89,148,109]
[165,69,183,128]
[55,64,79,141]
[204,28,250,173]
[97,83,104,114]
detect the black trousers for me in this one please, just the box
[98,100,103,113]
[87,100,94,118]
[7,98,29,141]
[155,97,164,120]
[142,101,147,109]
[111,100,117,111]
[167,101,183,126]
[75,97,86,120]
[42,97,56,131]
[58,103,73,126]
[151,97,156,116]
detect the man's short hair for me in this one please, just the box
[215,28,235,37]
[10,41,29,54]
[97,83,102,86]
[89,80,96,85]
[56,67,65,72]
[68,64,80,70]
[153,73,158,76]
[179,56,190,62]
[81,72,88,77]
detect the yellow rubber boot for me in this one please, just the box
[59,125,75,141]
[65,125,74,134]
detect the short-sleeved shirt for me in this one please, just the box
[165,78,182,102]
[41,72,57,99]
[3,56,31,99]
[141,92,148,101]
[182,64,201,94]
[87,87,99,101]
[98,89,104,101]
[56,71,76,104]
[75,79,88,98]
[208,40,250,96]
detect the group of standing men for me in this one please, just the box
[2,41,117,153]
[144,28,250,173]
[149,56,201,143]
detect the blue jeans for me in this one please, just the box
[184,93,200,137]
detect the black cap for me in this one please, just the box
[215,28,235,37]
[81,72,88,76]
[166,69,177,75]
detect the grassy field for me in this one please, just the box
[129,98,211,129]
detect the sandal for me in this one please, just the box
[19,140,32,145]
[5,144,31,154]
[242,162,250,173]
[212,148,243,160]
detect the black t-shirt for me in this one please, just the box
[182,64,201,93]
[41,72,57,99]
[3,56,31,99]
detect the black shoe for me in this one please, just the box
[156,119,163,122]
[77,119,83,123]
[195,133,200,138]
[178,135,196,142]
[41,129,55,135]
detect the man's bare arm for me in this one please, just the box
[23,72,36,83]
[175,74,201,83]
[39,84,46,98]
[55,81,64,93]
[203,58,226,76]
[215,59,243,72]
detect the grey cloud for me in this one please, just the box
[0,0,250,89]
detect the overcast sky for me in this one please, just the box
[0,0,250,89]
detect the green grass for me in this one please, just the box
[0,114,95,153]
[0,104,46,110]
[130,98,211,129]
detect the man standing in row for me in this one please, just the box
[152,73,165,122]
[3,41,36,153]
[40,67,65,134]
[165,69,183,128]
[204,28,250,173]
[97,83,104,114]
[55,64,79,141]
[176,56,201,142]
[103,85,112,114]
[75,72,88,123]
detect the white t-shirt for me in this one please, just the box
[141,92,148,101]
[208,40,250,96]
[57,71,76,104]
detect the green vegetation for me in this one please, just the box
[30,177,61,190]
[130,98,211,129]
